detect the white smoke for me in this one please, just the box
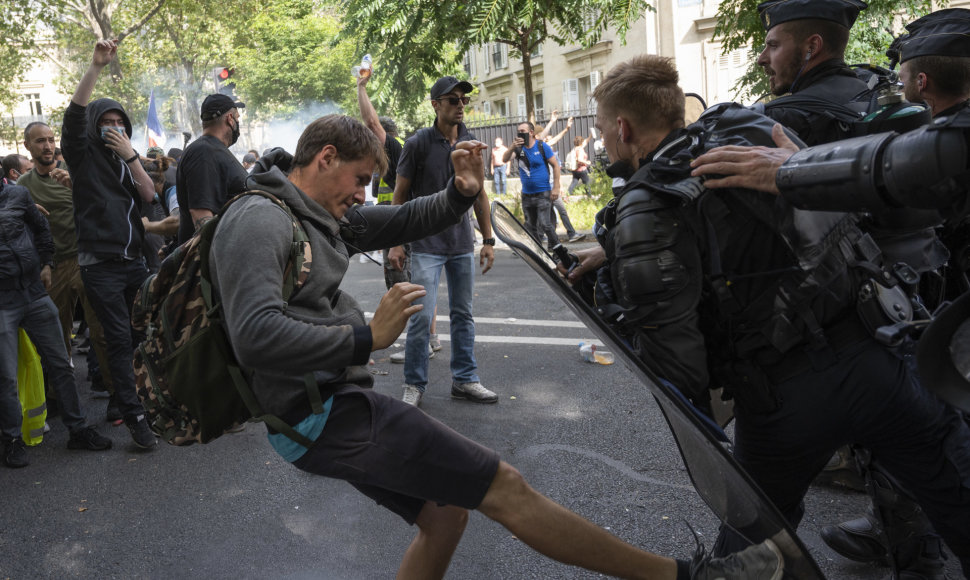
[240,101,343,157]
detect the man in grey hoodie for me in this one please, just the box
[207,114,783,580]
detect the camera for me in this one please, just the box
[517,131,529,144]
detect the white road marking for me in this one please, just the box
[364,313,604,347]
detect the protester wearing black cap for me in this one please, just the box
[175,93,249,244]
[386,75,498,408]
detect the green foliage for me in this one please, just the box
[341,0,651,122]
[232,1,357,118]
[489,168,613,230]
[0,0,57,110]
[713,0,938,101]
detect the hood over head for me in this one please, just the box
[86,98,133,143]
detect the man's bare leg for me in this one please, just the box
[397,502,468,580]
[477,461,677,580]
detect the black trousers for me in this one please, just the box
[81,258,150,419]
[716,338,970,575]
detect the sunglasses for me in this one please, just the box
[437,96,470,106]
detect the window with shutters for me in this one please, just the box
[586,71,601,114]
[713,48,748,103]
[492,44,508,70]
[562,78,579,114]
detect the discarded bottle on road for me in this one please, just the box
[579,342,614,365]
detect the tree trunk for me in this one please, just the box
[519,35,534,124]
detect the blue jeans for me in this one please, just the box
[1,295,87,439]
[493,166,507,195]
[403,252,479,392]
[521,191,559,249]
[81,258,150,419]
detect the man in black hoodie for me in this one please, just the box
[61,39,158,450]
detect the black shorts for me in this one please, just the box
[291,386,501,524]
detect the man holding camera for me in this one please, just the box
[503,121,561,250]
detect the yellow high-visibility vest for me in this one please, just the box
[17,329,47,446]
[377,136,406,204]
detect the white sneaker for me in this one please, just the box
[429,333,442,352]
[451,381,498,404]
[402,385,423,407]
[390,344,435,364]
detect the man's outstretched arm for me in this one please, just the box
[356,75,386,143]
[72,39,117,107]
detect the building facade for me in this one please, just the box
[462,0,753,124]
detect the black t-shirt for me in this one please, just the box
[176,135,248,243]
[397,124,477,255]
[374,134,404,201]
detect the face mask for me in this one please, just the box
[100,126,125,141]
[228,118,240,146]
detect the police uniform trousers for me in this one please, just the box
[717,336,970,572]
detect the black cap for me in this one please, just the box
[758,0,867,31]
[200,94,245,122]
[916,291,970,414]
[894,9,970,64]
[242,153,257,164]
[430,76,474,100]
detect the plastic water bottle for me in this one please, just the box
[593,350,615,365]
[352,54,373,79]
[579,341,614,365]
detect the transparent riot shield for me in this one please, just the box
[491,201,823,579]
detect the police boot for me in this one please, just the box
[859,453,947,579]
[820,508,890,564]
[889,535,947,580]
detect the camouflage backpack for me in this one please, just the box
[132,190,323,446]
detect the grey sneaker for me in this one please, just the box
[390,344,435,364]
[567,233,585,243]
[451,381,498,404]
[691,539,783,580]
[429,333,442,352]
[402,385,423,407]
[125,414,158,450]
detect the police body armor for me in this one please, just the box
[596,104,916,408]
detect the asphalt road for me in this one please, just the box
[2,244,962,579]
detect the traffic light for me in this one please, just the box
[213,67,236,96]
